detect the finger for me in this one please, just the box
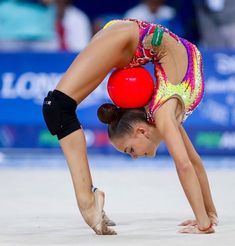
[178,225,201,234]
[188,221,197,226]
[178,226,195,233]
[209,216,219,226]
[178,220,191,226]
[211,220,218,226]
[178,220,196,226]
[179,225,215,234]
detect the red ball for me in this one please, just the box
[107,67,154,108]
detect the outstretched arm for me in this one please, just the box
[153,99,213,233]
[179,126,218,226]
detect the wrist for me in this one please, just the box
[198,223,212,232]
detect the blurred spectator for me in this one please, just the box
[124,0,184,36]
[166,0,200,44]
[0,0,59,51]
[56,0,92,52]
[194,0,235,48]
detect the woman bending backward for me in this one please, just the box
[42,19,218,235]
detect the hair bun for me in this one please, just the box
[97,103,118,124]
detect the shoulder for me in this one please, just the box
[153,98,182,129]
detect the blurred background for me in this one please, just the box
[0,0,235,166]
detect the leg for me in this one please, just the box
[60,130,116,234]
[55,21,139,103]
[57,129,117,234]
[42,91,116,235]
[42,22,139,234]
[59,129,93,209]
[179,126,218,223]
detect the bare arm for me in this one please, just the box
[153,99,211,230]
[179,127,218,225]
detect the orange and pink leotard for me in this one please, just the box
[104,19,204,123]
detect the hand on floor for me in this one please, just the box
[178,224,215,234]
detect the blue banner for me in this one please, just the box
[0,50,235,155]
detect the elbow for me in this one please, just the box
[176,160,193,174]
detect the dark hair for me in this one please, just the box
[97,103,148,139]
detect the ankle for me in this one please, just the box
[198,217,211,231]
[78,193,95,211]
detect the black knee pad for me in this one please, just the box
[42,90,81,140]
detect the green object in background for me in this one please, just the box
[196,132,222,149]
[39,130,59,147]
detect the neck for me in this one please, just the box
[149,125,162,144]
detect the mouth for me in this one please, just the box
[134,153,148,159]
[133,153,150,159]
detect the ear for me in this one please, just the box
[134,124,149,138]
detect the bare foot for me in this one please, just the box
[80,189,117,235]
[102,211,116,226]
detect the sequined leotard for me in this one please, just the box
[104,19,204,123]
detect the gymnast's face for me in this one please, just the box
[111,123,160,159]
